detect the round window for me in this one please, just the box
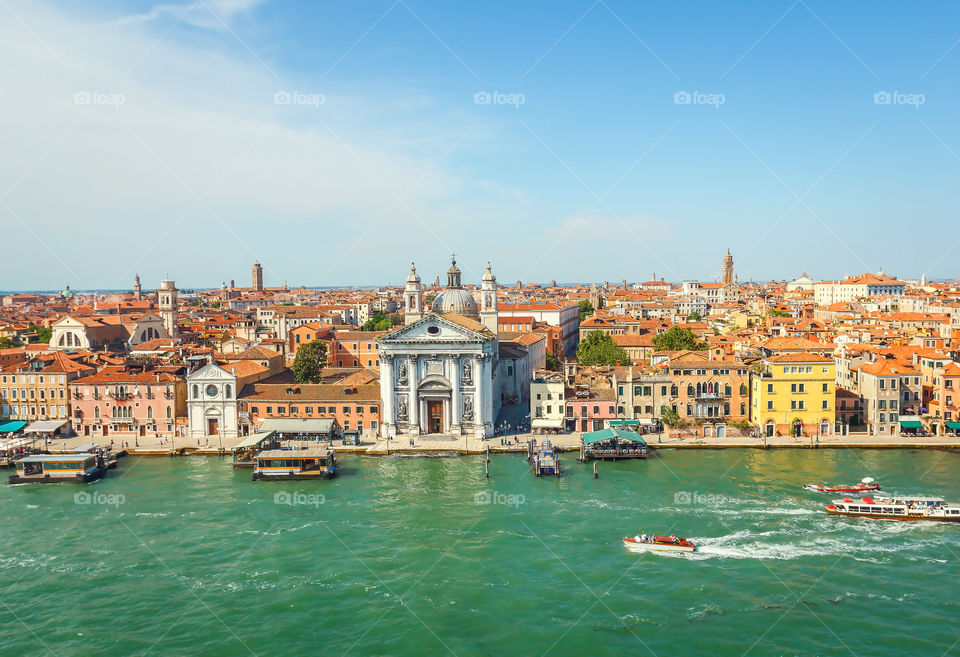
[206,385,218,397]
[427,325,440,335]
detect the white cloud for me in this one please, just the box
[0,0,520,288]
[113,0,265,30]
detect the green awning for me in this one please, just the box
[945,422,960,430]
[899,421,924,430]
[0,420,27,433]
[582,427,647,445]
[609,419,640,427]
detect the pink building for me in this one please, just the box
[69,367,186,440]
[565,385,617,432]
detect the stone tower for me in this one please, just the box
[589,283,599,311]
[480,262,499,334]
[722,250,734,286]
[251,262,263,291]
[158,279,179,339]
[403,263,424,325]
[133,274,142,301]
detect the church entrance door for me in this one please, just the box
[427,400,443,434]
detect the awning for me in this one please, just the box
[899,421,924,430]
[24,420,69,434]
[608,419,639,427]
[0,420,27,433]
[582,427,647,445]
[258,419,336,435]
[233,430,276,450]
[532,418,563,429]
[945,422,960,430]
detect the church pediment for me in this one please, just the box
[380,313,490,344]
[188,363,236,381]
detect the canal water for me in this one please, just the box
[2,449,958,656]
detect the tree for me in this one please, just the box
[0,336,17,349]
[686,311,702,321]
[576,331,630,366]
[577,300,594,322]
[362,312,402,332]
[292,340,327,383]
[545,353,560,371]
[652,326,708,352]
[28,322,52,343]
[769,309,790,317]
[660,405,684,427]
[211,301,221,308]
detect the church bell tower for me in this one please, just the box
[480,262,498,334]
[158,279,179,339]
[403,263,423,325]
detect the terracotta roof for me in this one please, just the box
[238,383,380,402]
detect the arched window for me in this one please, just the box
[724,402,730,416]
[140,330,147,341]
[94,406,100,419]
[225,384,232,399]
[59,334,66,346]
[193,384,199,399]
[740,383,747,396]
[670,385,678,397]
[166,406,172,418]
[740,402,746,416]
[724,384,731,396]
[147,406,153,419]
[687,384,695,396]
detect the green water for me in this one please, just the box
[2,449,958,656]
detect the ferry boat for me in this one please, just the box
[804,477,879,494]
[623,533,696,553]
[528,440,560,476]
[826,495,960,522]
[9,453,107,484]
[252,448,337,480]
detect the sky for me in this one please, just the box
[2,0,959,291]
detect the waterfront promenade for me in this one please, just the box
[43,429,960,457]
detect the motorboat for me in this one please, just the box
[803,477,879,494]
[623,533,696,553]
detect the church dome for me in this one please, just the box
[432,288,479,319]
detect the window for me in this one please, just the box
[166,406,172,418]
[277,406,286,414]
[356,407,363,414]
[767,383,774,393]
[251,406,259,414]
[822,383,828,393]
[791,400,797,410]
[147,407,153,419]
[193,384,199,399]
[370,406,378,414]
[290,406,298,414]
[592,405,599,414]
[266,406,273,414]
[225,384,232,398]
[822,400,828,409]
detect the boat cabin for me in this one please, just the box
[252,448,337,480]
[528,440,560,476]
[582,427,649,460]
[9,453,106,484]
[827,496,960,521]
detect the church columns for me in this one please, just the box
[381,356,395,436]
[450,354,461,434]
[407,357,419,435]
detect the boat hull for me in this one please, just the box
[804,484,880,493]
[8,468,106,485]
[252,469,336,481]
[623,538,696,553]
[826,509,960,522]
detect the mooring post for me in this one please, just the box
[594,461,598,478]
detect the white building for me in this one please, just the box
[814,272,906,305]
[530,371,565,432]
[379,258,500,438]
[186,363,239,439]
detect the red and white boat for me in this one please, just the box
[826,495,960,522]
[623,534,696,553]
[803,477,879,494]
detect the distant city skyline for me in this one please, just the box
[4,1,960,288]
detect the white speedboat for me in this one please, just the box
[623,534,696,553]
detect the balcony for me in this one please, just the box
[695,391,724,400]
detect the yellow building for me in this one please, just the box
[750,353,835,437]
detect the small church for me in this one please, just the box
[378,257,502,439]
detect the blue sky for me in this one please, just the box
[2,0,959,290]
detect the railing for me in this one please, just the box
[695,391,724,400]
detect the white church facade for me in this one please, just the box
[379,258,501,439]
